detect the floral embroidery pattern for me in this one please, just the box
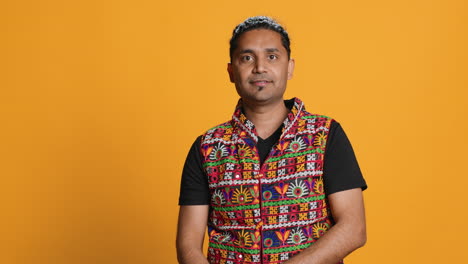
[203,98,337,264]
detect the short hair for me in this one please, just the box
[229,16,291,61]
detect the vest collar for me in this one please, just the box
[231,97,305,143]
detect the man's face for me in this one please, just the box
[228,29,295,105]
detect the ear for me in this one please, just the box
[287,58,295,80]
[227,62,234,83]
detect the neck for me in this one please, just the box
[242,99,289,139]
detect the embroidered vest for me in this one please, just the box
[200,98,340,264]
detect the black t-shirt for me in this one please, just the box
[179,120,367,205]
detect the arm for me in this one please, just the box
[285,188,367,264]
[176,205,210,264]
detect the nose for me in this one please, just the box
[253,58,267,73]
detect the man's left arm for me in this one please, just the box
[285,188,367,264]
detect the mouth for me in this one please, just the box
[250,79,272,86]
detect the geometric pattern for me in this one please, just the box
[201,98,342,264]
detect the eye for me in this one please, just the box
[242,55,253,62]
[268,54,278,60]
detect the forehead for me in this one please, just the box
[235,29,285,52]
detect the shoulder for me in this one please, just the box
[299,110,336,131]
[200,120,234,143]
[204,120,233,133]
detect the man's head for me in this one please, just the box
[228,16,295,105]
[229,16,291,61]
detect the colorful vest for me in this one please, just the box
[200,98,340,264]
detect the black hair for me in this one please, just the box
[229,16,291,61]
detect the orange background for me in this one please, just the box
[1,0,467,263]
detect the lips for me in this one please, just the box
[250,79,272,86]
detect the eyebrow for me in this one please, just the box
[265,48,279,53]
[238,48,280,54]
[239,49,254,54]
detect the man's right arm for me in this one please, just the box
[176,205,209,264]
[178,136,210,263]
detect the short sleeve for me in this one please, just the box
[323,121,367,195]
[178,136,210,205]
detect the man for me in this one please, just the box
[177,16,367,264]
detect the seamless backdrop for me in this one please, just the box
[1,0,467,263]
